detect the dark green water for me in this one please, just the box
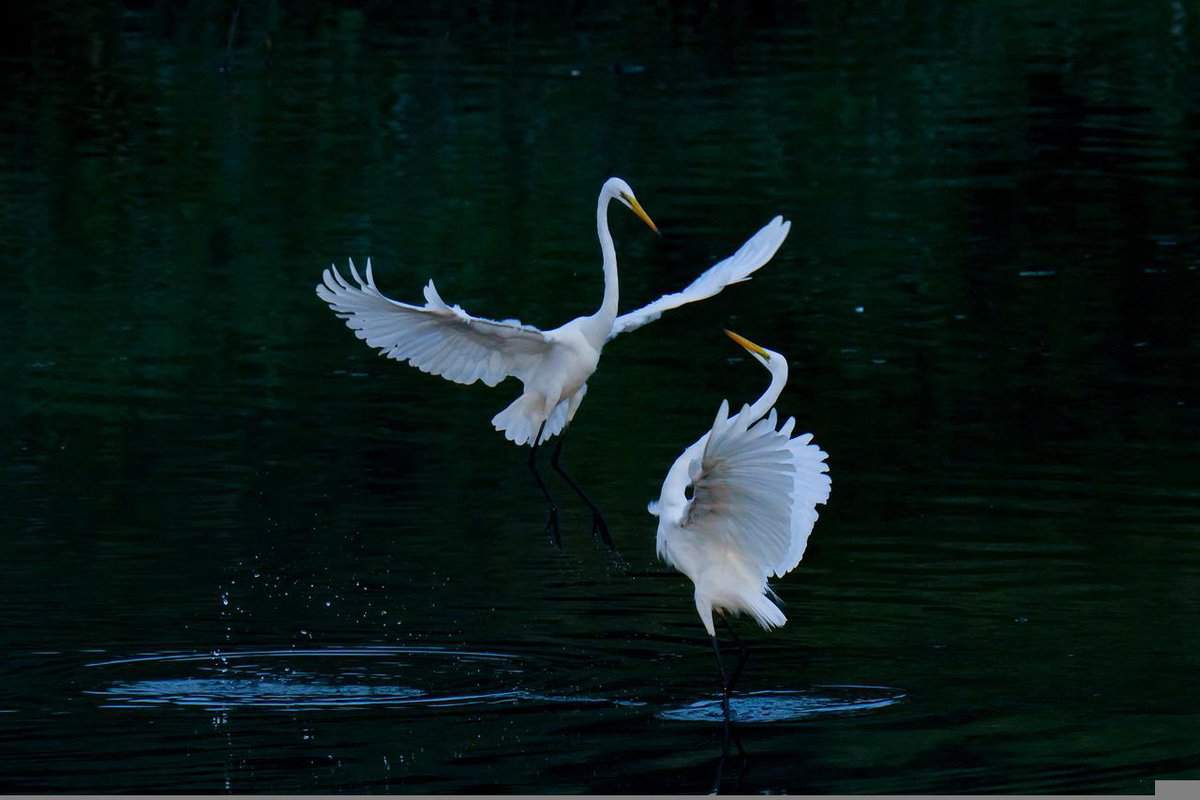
[3,2,1200,793]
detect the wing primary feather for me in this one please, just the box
[608,216,791,340]
[678,399,830,581]
[315,260,555,388]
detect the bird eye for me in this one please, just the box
[684,484,695,501]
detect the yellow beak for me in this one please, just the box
[724,329,770,360]
[623,194,659,234]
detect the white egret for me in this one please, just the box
[316,178,791,548]
[649,330,830,701]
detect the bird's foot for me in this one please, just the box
[720,689,733,721]
[592,515,628,569]
[544,507,561,549]
[591,512,616,551]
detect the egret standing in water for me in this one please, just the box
[649,330,830,703]
[317,178,790,548]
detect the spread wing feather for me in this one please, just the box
[777,429,832,576]
[682,400,830,578]
[608,216,791,340]
[316,259,554,387]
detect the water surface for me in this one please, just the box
[2,1,1200,793]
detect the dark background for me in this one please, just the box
[2,1,1199,793]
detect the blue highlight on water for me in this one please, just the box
[84,646,901,721]
[658,686,907,724]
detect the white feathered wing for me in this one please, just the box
[316,259,555,387]
[608,216,791,340]
[657,400,830,635]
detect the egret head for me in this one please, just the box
[725,329,780,369]
[604,177,659,234]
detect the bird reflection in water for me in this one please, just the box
[711,713,750,795]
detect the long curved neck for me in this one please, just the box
[746,358,789,420]
[596,193,619,322]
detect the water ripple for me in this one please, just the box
[84,646,514,669]
[83,646,644,713]
[657,685,907,724]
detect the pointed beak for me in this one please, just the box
[622,193,659,235]
[724,329,771,360]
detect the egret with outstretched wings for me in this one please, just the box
[649,330,830,703]
[317,178,790,548]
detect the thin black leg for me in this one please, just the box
[528,421,560,548]
[711,633,729,687]
[719,613,750,694]
[712,626,752,794]
[711,634,732,719]
[550,434,616,552]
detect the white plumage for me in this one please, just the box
[318,265,553,389]
[650,331,830,638]
[316,178,790,448]
[607,215,790,340]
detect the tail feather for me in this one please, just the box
[491,394,547,446]
[744,591,788,631]
[491,385,588,446]
[697,589,788,636]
